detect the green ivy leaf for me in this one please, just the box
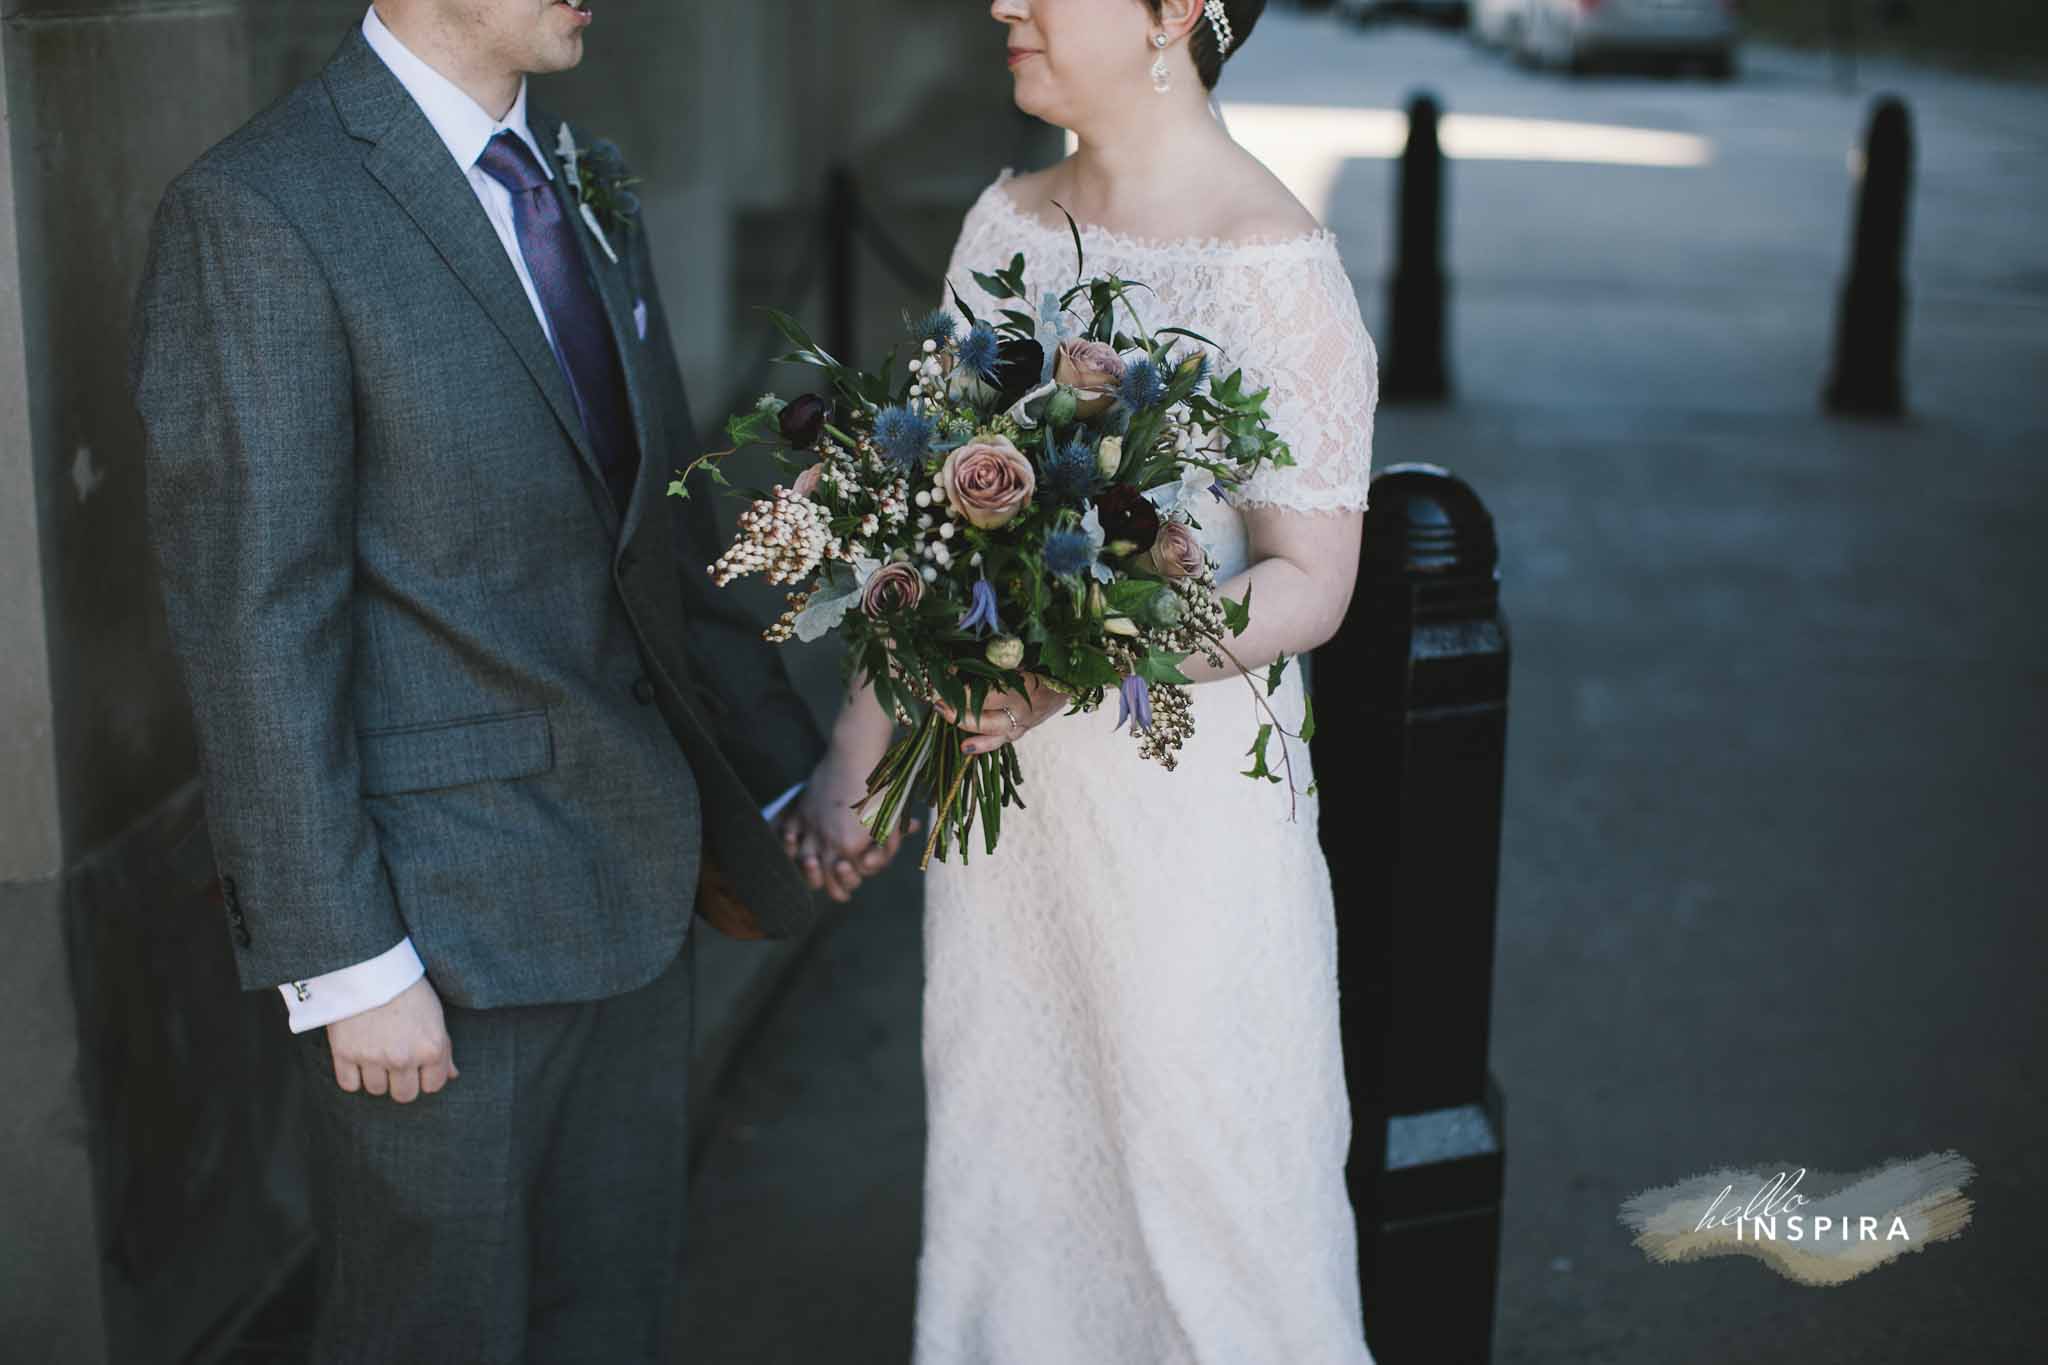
[1105,579,1166,617]
[1135,650,1193,686]
[1219,581,1252,637]
[1242,723,1281,782]
[1299,693,1317,744]
[1265,654,1289,696]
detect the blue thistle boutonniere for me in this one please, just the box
[555,123,640,266]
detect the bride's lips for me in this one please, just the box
[1006,47,1040,69]
[555,0,592,24]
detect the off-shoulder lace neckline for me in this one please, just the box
[983,167,1339,261]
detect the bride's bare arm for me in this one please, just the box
[1172,503,1364,685]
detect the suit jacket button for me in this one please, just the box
[632,676,657,705]
[235,926,253,948]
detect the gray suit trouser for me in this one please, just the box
[290,931,696,1365]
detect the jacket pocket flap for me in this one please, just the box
[357,709,554,797]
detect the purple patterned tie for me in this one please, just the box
[477,129,639,517]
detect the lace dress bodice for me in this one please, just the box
[942,169,1380,578]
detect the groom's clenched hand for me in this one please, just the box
[324,975,459,1103]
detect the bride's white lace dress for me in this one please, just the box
[913,170,1381,1365]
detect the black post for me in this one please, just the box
[1312,465,1507,1364]
[1825,96,1913,418]
[1384,94,1451,403]
[826,165,857,366]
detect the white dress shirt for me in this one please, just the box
[278,8,803,1034]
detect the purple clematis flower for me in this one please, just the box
[1114,673,1154,733]
[957,577,1002,636]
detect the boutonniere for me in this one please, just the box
[554,123,641,266]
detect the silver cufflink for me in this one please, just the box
[291,982,311,1002]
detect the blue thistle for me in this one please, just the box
[957,321,1001,380]
[912,309,960,347]
[1040,436,1098,505]
[873,405,936,468]
[1043,529,1094,578]
[1118,357,1166,412]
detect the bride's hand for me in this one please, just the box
[777,743,919,902]
[932,673,1068,755]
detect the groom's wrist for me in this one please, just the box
[278,937,426,1034]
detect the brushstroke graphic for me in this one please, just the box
[1619,1150,1974,1286]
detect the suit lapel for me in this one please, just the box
[325,31,623,536]
[532,109,664,551]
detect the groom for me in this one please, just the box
[129,1,901,1359]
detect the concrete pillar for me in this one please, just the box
[0,46,105,1360]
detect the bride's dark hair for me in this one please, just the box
[1144,0,1265,90]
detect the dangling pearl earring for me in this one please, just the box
[1150,33,1172,95]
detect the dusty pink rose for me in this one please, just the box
[1142,519,1206,579]
[1053,339,1127,419]
[861,562,926,617]
[791,463,825,498]
[939,433,1036,530]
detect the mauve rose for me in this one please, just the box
[791,463,825,498]
[1054,339,1126,419]
[940,433,1036,530]
[861,563,925,618]
[1142,519,1205,579]
[1093,483,1160,553]
[779,393,828,449]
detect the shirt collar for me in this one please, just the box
[361,5,552,180]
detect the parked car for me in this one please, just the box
[1515,0,1740,77]
[1336,0,1472,28]
[1471,0,1529,49]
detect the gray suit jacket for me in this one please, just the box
[128,28,827,1010]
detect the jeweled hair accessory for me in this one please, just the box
[1203,0,1235,58]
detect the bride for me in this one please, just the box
[780,1,1380,1359]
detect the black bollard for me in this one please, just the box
[1384,94,1452,404]
[826,165,857,366]
[1311,465,1507,1363]
[1825,96,1914,418]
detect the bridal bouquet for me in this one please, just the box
[672,225,1315,867]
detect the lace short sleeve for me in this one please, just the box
[1218,244,1379,516]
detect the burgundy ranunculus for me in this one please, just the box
[1093,483,1160,553]
[861,563,926,618]
[779,393,828,449]
[991,338,1046,410]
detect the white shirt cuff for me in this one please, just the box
[279,936,427,1034]
[761,781,805,823]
